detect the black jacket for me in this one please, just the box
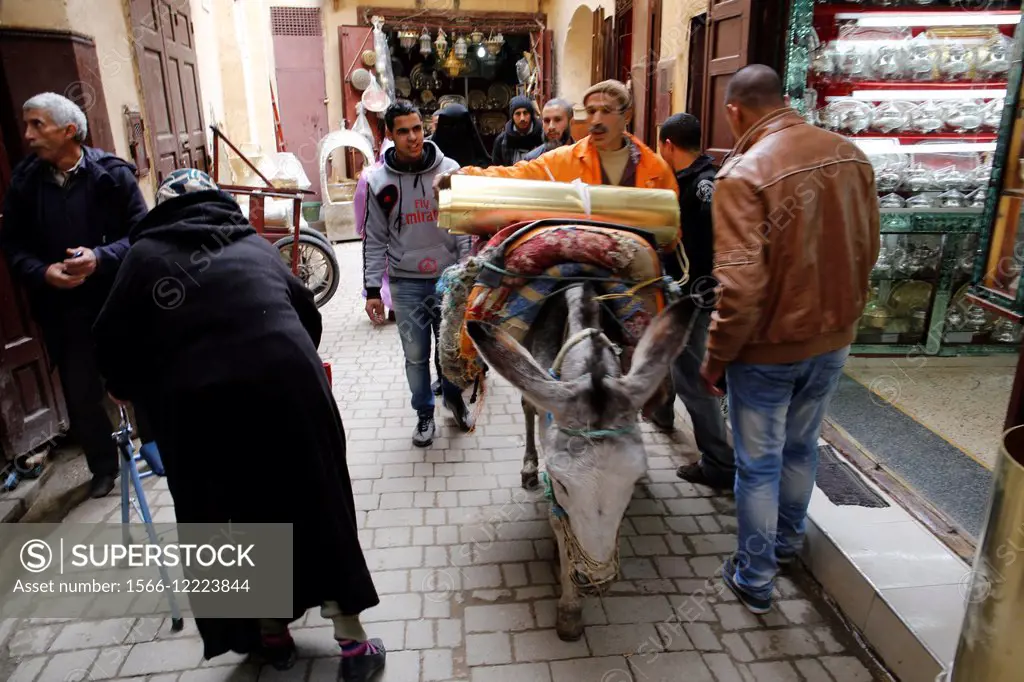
[92,190,379,655]
[666,154,718,304]
[0,146,147,324]
[93,190,321,402]
[523,130,574,161]
[491,96,543,166]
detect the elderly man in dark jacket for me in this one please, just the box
[0,92,155,498]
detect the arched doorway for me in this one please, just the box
[561,5,594,106]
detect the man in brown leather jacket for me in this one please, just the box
[703,65,880,614]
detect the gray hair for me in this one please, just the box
[23,92,88,142]
[543,98,573,118]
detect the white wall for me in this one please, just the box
[542,0,615,106]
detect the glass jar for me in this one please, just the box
[879,193,906,209]
[910,100,946,133]
[904,168,934,193]
[940,43,976,82]
[906,36,939,81]
[872,45,906,80]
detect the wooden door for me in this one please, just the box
[539,29,554,107]
[130,0,209,184]
[339,24,377,178]
[603,16,616,83]
[0,134,63,460]
[641,0,663,147]
[591,8,606,85]
[701,0,752,164]
[687,13,708,117]
[271,7,328,199]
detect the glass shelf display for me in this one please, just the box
[859,234,943,345]
[800,4,1020,203]
[787,0,1022,354]
[943,232,1023,344]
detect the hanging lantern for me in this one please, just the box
[470,30,484,45]
[419,28,432,57]
[454,34,468,60]
[443,49,465,78]
[485,31,504,56]
[435,28,448,60]
[398,29,419,51]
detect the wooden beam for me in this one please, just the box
[357,6,546,33]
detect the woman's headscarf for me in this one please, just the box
[430,104,491,168]
[156,168,219,205]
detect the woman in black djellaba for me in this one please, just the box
[430,103,492,168]
[92,168,386,682]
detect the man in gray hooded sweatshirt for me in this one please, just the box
[363,100,474,447]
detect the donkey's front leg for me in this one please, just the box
[521,398,540,489]
[552,515,584,641]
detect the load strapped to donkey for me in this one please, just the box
[436,174,687,424]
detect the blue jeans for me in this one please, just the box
[727,346,850,600]
[390,277,461,418]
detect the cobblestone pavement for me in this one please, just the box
[1,243,885,682]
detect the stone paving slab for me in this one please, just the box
[0,244,888,681]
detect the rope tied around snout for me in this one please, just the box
[541,471,621,590]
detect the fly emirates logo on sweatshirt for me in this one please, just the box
[404,197,439,227]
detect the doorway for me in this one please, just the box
[270,6,329,200]
[686,13,707,117]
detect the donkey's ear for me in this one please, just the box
[466,320,574,414]
[611,296,698,410]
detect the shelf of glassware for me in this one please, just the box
[853,228,1023,355]
[858,232,944,348]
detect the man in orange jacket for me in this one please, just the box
[433,79,679,420]
[434,79,677,195]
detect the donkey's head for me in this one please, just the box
[467,285,696,588]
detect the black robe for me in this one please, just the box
[92,190,378,659]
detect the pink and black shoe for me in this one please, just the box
[339,637,386,681]
[259,631,298,670]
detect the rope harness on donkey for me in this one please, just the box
[436,218,692,589]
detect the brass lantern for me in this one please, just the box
[434,29,448,60]
[470,30,484,45]
[398,29,419,51]
[443,49,465,77]
[485,31,504,56]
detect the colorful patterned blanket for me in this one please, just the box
[438,223,671,390]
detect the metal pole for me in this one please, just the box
[948,424,1024,681]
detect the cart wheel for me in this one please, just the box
[273,235,340,308]
[299,226,333,249]
[171,618,184,632]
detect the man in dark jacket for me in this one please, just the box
[523,98,574,161]
[93,169,387,680]
[649,113,735,490]
[0,92,154,498]
[491,95,543,166]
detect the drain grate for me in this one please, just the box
[816,444,889,508]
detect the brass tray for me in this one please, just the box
[888,280,933,316]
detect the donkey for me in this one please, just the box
[467,282,696,641]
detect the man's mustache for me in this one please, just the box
[589,125,607,134]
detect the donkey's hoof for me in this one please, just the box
[556,605,584,641]
[522,471,539,489]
